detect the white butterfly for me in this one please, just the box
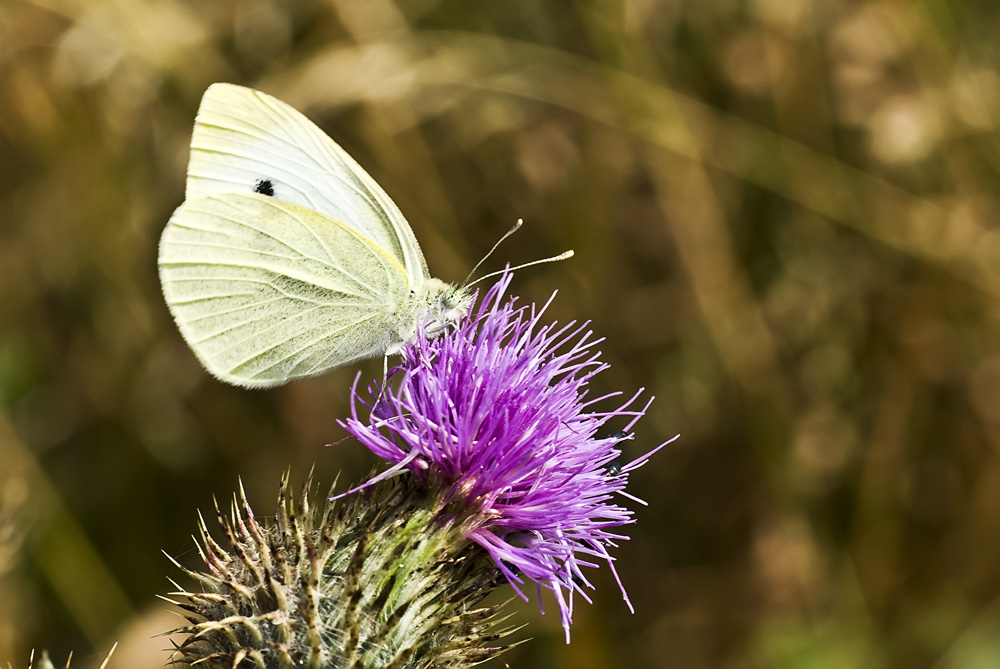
[158,83,471,388]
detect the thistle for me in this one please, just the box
[341,273,673,642]
[165,473,515,668]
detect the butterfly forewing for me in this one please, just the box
[159,192,411,387]
[185,83,429,287]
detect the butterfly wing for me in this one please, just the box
[159,191,411,387]
[184,82,430,287]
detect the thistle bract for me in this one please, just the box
[341,273,674,641]
[168,474,514,668]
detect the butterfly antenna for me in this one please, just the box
[466,250,575,288]
[462,218,525,286]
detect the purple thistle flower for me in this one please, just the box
[339,272,676,642]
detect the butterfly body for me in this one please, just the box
[159,84,470,387]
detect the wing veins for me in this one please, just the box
[186,197,335,265]
[163,272,373,302]
[238,312,385,379]
[189,302,322,348]
[179,288,376,320]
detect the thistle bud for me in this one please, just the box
[166,472,516,668]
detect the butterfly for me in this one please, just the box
[158,83,472,388]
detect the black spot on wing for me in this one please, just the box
[254,179,276,197]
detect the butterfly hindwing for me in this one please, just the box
[159,191,411,387]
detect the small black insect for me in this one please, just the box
[253,178,276,197]
[604,430,629,475]
[604,430,628,476]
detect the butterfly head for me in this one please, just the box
[425,281,472,337]
[403,279,472,345]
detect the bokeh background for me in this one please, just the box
[3,1,1000,667]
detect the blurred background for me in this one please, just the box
[3,0,1000,667]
